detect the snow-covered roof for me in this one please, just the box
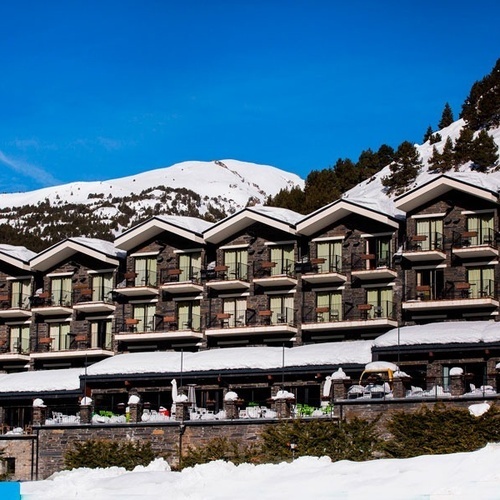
[297,198,399,236]
[86,341,372,377]
[204,206,301,244]
[373,321,500,348]
[30,237,125,272]
[115,215,212,251]
[0,368,83,393]
[0,244,36,270]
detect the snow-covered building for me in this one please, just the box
[1,175,500,429]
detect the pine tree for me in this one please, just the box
[453,127,475,168]
[438,103,454,129]
[429,132,442,145]
[470,130,499,172]
[461,58,500,130]
[428,137,454,173]
[423,126,433,143]
[381,141,422,195]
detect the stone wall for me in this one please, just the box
[8,395,499,481]
[0,435,36,481]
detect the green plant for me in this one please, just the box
[384,404,500,458]
[64,439,161,470]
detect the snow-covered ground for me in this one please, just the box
[20,444,500,499]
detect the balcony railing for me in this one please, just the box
[73,286,114,304]
[405,231,444,252]
[254,258,295,278]
[207,307,296,328]
[351,251,392,271]
[452,228,497,248]
[405,280,496,302]
[303,301,396,323]
[160,265,202,284]
[201,262,250,282]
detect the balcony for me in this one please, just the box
[298,257,347,285]
[0,339,30,364]
[253,259,297,287]
[113,272,159,297]
[114,314,203,342]
[204,263,250,291]
[31,335,113,361]
[72,286,115,313]
[402,232,446,262]
[205,307,297,338]
[301,301,397,333]
[351,253,397,280]
[0,293,32,319]
[160,266,203,294]
[30,291,73,316]
[403,280,499,311]
[452,229,499,259]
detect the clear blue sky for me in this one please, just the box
[0,1,499,192]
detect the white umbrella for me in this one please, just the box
[171,379,178,403]
[187,384,197,409]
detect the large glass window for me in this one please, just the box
[364,237,392,268]
[416,218,444,251]
[367,287,393,318]
[133,303,157,331]
[50,277,72,306]
[416,269,444,300]
[270,295,294,324]
[9,325,30,353]
[10,280,31,309]
[177,301,201,331]
[178,252,202,280]
[467,214,494,245]
[270,245,294,275]
[316,292,342,321]
[224,249,248,280]
[467,267,495,298]
[91,273,113,302]
[90,320,112,349]
[223,298,247,327]
[317,241,342,273]
[134,257,157,287]
[49,322,71,350]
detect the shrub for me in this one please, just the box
[64,439,161,470]
[384,404,500,458]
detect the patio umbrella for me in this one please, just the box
[171,379,178,403]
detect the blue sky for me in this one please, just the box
[0,1,499,192]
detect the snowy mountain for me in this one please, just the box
[0,159,304,250]
[344,121,500,217]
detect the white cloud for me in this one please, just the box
[0,150,60,188]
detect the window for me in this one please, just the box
[91,273,113,302]
[224,249,248,280]
[9,325,30,353]
[316,292,342,321]
[10,279,31,309]
[49,322,71,350]
[467,267,495,298]
[367,287,393,318]
[364,236,392,268]
[90,320,112,349]
[316,241,342,273]
[178,252,202,280]
[223,298,247,327]
[50,277,72,306]
[416,218,443,251]
[133,303,157,331]
[416,269,444,300]
[270,295,294,324]
[270,245,294,275]
[467,214,494,245]
[177,301,201,331]
[134,257,157,287]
